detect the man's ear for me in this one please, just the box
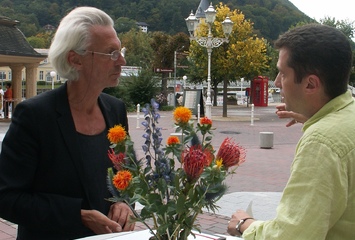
[304,74,321,93]
[67,50,83,70]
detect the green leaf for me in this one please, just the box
[157,178,167,193]
[176,193,186,214]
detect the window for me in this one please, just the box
[39,71,43,81]
[0,71,6,80]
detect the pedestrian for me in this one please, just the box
[227,24,355,239]
[0,7,135,240]
[3,82,12,118]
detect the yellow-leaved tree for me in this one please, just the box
[188,3,270,117]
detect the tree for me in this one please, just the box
[115,17,139,34]
[320,17,355,40]
[120,69,159,108]
[320,17,355,85]
[291,18,355,85]
[119,29,154,69]
[150,31,190,97]
[27,35,46,48]
[188,3,269,117]
[26,32,53,48]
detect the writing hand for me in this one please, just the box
[81,209,122,234]
[227,210,254,236]
[108,202,135,231]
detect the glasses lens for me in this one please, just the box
[111,50,120,61]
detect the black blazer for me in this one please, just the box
[0,83,129,239]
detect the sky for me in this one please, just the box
[289,0,355,23]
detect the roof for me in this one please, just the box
[195,0,210,19]
[0,16,43,57]
[136,22,149,27]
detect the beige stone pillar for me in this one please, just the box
[25,63,39,99]
[9,64,24,110]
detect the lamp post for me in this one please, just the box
[174,46,185,107]
[240,77,244,104]
[185,3,233,118]
[50,71,56,90]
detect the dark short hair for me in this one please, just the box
[274,24,352,99]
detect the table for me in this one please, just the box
[77,229,243,240]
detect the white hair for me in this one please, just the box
[48,7,114,80]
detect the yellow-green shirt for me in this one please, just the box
[243,91,355,239]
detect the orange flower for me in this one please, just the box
[112,170,132,191]
[216,138,246,169]
[173,107,192,124]
[108,149,125,170]
[167,136,180,145]
[200,117,212,125]
[107,125,127,144]
[182,145,211,180]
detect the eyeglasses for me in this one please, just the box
[85,50,122,61]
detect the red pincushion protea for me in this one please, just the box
[108,149,125,170]
[216,138,246,169]
[182,145,212,180]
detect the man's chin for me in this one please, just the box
[109,78,120,87]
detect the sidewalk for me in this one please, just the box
[0,103,302,239]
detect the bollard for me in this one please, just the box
[259,132,274,149]
[136,104,140,128]
[250,104,254,126]
[197,104,200,122]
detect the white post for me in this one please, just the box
[250,104,254,126]
[136,104,140,128]
[174,51,177,107]
[197,103,200,122]
[205,27,213,119]
[50,71,56,90]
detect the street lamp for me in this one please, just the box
[185,3,233,118]
[182,75,187,91]
[174,46,185,107]
[50,71,56,90]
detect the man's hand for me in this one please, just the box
[81,209,122,234]
[276,104,308,127]
[108,202,135,231]
[227,210,254,236]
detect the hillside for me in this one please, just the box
[0,0,311,41]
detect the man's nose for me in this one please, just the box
[116,54,126,66]
[274,73,281,88]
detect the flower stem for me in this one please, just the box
[123,200,159,239]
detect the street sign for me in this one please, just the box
[177,65,189,69]
[154,68,174,73]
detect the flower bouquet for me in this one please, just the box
[106,99,246,240]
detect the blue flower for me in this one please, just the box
[142,144,148,153]
[151,99,159,110]
[142,133,149,140]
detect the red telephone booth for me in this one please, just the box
[251,76,269,107]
